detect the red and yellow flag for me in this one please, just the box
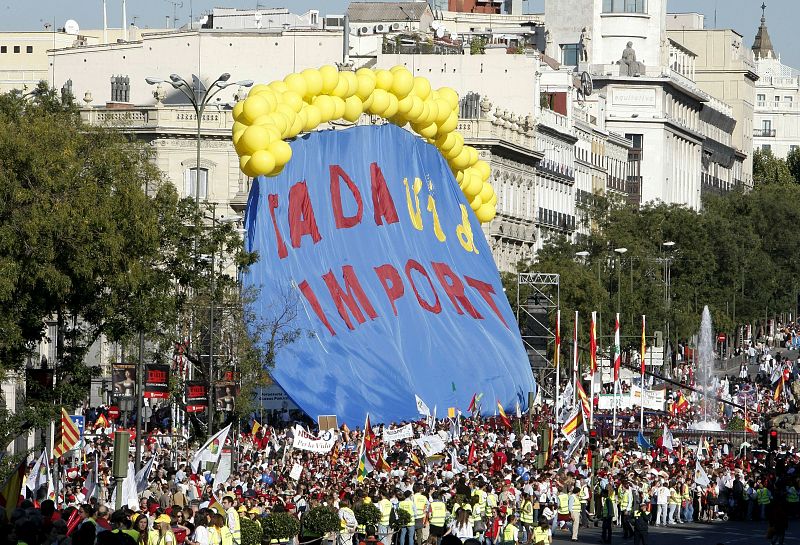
[590,311,597,374]
[53,408,81,458]
[774,376,784,402]
[497,401,512,429]
[576,380,591,422]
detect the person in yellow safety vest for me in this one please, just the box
[578,481,590,528]
[568,487,582,542]
[679,479,693,523]
[608,484,619,525]
[398,490,416,545]
[531,520,552,545]
[151,514,177,545]
[556,490,570,532]
[501,514,519,545]
[428,492,447,545]
[618,483,633,539]
[212,514,233,545]
[469,499,485,540]
[787,482,799,518]
[519,492,534,542]
[339,498,358,545]
[413,486,429,545]
[756,482,772,521]
[667,482,681,525]
[600,488,613,544]
[377,491,393,540]
[472,480,487,510]
[221,495,241,545]
[485,485,499,515]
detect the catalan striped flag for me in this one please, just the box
[576,381,591,427]
[497,401,512,429]
[53,408,81,458]
[590,312,598,374]
[774,376,784,402]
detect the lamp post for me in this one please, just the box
[614,247,628,314]
[662,241,676,358]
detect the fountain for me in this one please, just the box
[690,306,722,430]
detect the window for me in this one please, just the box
[184,167,209,199]
[786,96,793,104]
[603,0,646,13]
[763,119,772,131]
[0,46,5,53]
[26,45,32,53]
[561,43,580,67]
[762,144,771,151]
[791,145,799,153]
[13,45,19,53]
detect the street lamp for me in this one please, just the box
[614,247,628,313]
[662,241,676,359]
[575,251,590,259]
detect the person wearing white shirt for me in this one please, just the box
[446,508,473,542]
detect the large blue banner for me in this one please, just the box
[244,124,534,426]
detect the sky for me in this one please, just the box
[4,0,797,66]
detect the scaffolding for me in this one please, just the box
[516,273,559,403]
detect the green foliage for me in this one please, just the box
[353,502,382,526]
[753,147,794,185]
[301,506,341,537]
[389,509,411,531]
[261,512,301,541]
[470,37,486,55]
[241,517,263,545]
[727,416,746,431]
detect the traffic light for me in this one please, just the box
[758,427,769,450]
[769,429,779,452]
[589,429,598,450]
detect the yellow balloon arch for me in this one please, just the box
[230,65,497,223]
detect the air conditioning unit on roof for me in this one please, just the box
[358,26,372,35]
[374,23,389,33]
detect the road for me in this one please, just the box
[553,519,799,543]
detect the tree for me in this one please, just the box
[787,146,800,182]
[753,147,794,185]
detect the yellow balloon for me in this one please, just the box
[418,102,430,125]
[466,145,479,167]
[269,139,293,167]
[390,67,414,99]
[268,163,285,177]
[362,92,374,111]
[319,65,340,94]
[407,96,424,121]
[437,87,459,111]
[450,148,471,170]
[242,95,270,124]
[248,84,272,97]
[383,93,399,119]
[331,96,346,120]
[240,155,258,178]
[301,69,324,97]
[475,204,496,223]
[284,73,308,98]
[488,193,497,207]
[435,98,452,125]
[469,195,482,212]
[479,182,494,202]
[276,102,296,119]
[455,170,464,183]
[466,174,482,197]
[396,95,414,116]
[232,100,245,122]
[332,75,349,98]
[268,80,288,94]
[281,90,304,113]
[412,77,432,101]
[313,95,335,122]
[341,71,358,98]
[264,125,282,143]
[287,111,304,138]
[232,120,248,137]
[343,96,363,122]
[249,150,276,176]
[447,134,464,159]
[390,113,408,127]
[303,104,322,131]
[268,111,289,135]
[435,132,456,153]
[356,67,377,80]
[418,122,438,139]
[355,74,377,101]
[368,88,390,115]
[375,69,394,91]
[251,114,274,127]
[438,111,458,134]
[240,125,271,155]
[423,100,439,125]
[474,160,491,181]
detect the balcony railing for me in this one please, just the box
[754,128,776,137]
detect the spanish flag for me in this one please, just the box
[410,451,421,467]
[774,376,784,401]
[576,381,591,424]
[675,391,689,413]
[95,413,110,429]
[251,420,261,437]
[497,401,512,429]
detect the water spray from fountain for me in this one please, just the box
[691,305,722,430]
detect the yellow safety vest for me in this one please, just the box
[681,484,690,502]
[340,507,356,532]
[557,493,569,515]
[532,526,548,545]
[150,530,177,545]
[220,527,233,545]
[569,494,581,513]
[758,489,771,505]
[398,499,415,526]
[788,487,799,503]
[378,499,393,526]
[227,507,241,545]
[668,489,680,505]
[502,524,516,543]
[429,501,446,527]
[209,528,221,545]
[413,493,428,521]
[520,501,533,524]
[579,486,589,505]
[470,503,483,523]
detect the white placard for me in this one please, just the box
[414,435,446,457]
[289,463,302,481]
[292,426,337,453]
[383,424,414,443]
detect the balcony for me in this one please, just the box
[753,128,776,138]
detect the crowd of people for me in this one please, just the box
[8,331,800,545]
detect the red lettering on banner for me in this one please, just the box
[298,280,336,336]
[370,162,399,226]
[374,264,405,316]
[148,370,167,382]
[267,194,288,259]
[330,165,364,229]
[288,181,322,249]
[404,260,442,314]
[465,276,508,328]
[431,261,483,319]
[322,266,378,330]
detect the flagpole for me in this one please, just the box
[590,312,597,430]
[612,377,618,437]
[640,315,646,434]
[555,309,561,424]
[612,313,620,437]
[573,310,579,406]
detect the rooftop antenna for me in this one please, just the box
[165,0,183,29]
[102,0,108,43]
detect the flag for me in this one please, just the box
[641,315,646,374]
[770,365,782,385]
[573,311,579,387]
[467,393,477,414]
[331,442,340,465]
[561,406,583,443]
[576,381,591,426]
[376,450,392,472]
[209,493,226,515]
[53,407,81,458]
[675,391,690,413]
[613,314,621,382]
[26,450,49,493]
[356,432,372,482]
[515,400,522,419]
[467,442,476,465]
[450,448,465,473]
[410,451,421,467]
[95,413,110,429]
[636,431,652,450]
[190,423,232,473]
[65,506,82,535]
[251,420,262,437]
[497,401,512,429]
[415,395,431,417]
[694,460,710,487]
[564,433,585,461]
[744,418,756,434]
[135,456,155,494]
[0,461,24,521]
[364,414,376,451]
[611,451,621,467]
[662,424,674,452]
[590,311,597,374]
[774,376,784,401]
[555,309,561,368]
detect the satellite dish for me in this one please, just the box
[435,27,445,39]
[64,19,80,35]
